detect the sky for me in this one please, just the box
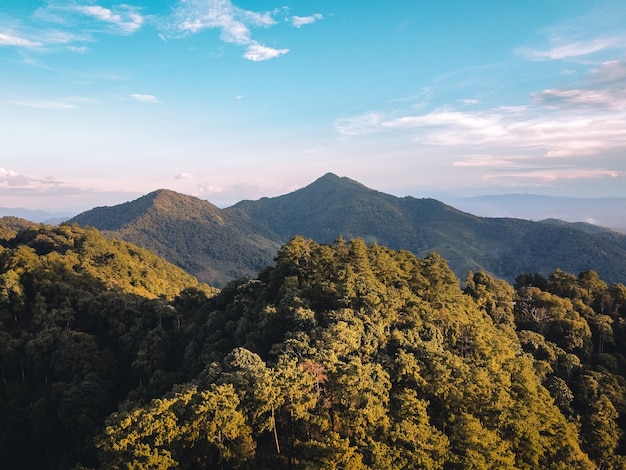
[2,0,626,212]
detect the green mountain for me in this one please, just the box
[0,216,37,240]
[69,173,626,286]
[69,189,281,287]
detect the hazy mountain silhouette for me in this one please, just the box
[441,193,626,233]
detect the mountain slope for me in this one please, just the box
[232,173,626,284]
[0,223,217,468]
[69,189,281,287]
[69,174,626,285]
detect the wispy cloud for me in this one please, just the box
[520,37,621,61]
[67,45,90,53]
[452,156,523,168]
[10,99,78,110]
[175,172,194,179]
[291,13,323,28]
[244,43,288,61]
[0,3,141,53]
[195,183,223,196]
[0,168,64,190]
[373,105,626,158]
[5,1,320,61]
[335,56,626,184]
[0,31,42,48]
[172,0,293,61]
[175,0,275,38]
[483,168,620,183]
[533,88,624,109]
[334,112,384,136]
[533,60,626,110]
[589,59,626,86]
[459,98,481,106]
[72,4,145,34]
[130,93,159,103]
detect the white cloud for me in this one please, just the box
[533,89,624,109]
[244,43,288,61]
[291,13,323,28]
[67,45,90,53]
[0,32,42,48]
[0,168,19,178]
[176,0,264,42]
[172,0,289,61]
[10,99,78,110]
[520,37,621,61]
[336,54,626,165]
[74,5,144,34]
[334,112,384,136]
[452,156,523,168]
[0,168,64,190]
[130,93,159,103]
[483,168,620,183]
[195,184,223,196]
[175,172,194,179]
[589,59,626,86]
[338,102,626,162]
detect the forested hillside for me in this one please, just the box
[232,173,626,283]
[0,223,216,468]
[69,173,626,286]
[2,223,626,468]
[69,189,281,287]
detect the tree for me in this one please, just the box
[448,412,517,469]
[221,348,284,455]
[464,270,515,327]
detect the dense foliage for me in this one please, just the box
[0,223,216,468]
[2,225,626,468]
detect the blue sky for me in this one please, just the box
[2,0,626,211]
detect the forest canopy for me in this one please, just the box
[1,225,626,469]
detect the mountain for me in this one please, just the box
[0,207,75,224]
[441,193,626,233]
[0,216,37,238]
[231,173,626,283]
[69,189,281,287]
[69,174,626,286]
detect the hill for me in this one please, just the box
[69,174,626,285]
[0,223,216,468]
[0,216,37,239]
[69,189,281,287]
[232,173,626,283]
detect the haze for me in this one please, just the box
[2,1,626,213]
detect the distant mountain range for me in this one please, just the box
[67,173,626,287]
[0,207,75,225]
[441,194,626,233]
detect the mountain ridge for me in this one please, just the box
[68,173,626,286]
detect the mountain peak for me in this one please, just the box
[69,188,223,231]
[146,189,220,215]
[310,173,369,191]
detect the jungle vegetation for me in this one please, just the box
[1,223,626,468]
